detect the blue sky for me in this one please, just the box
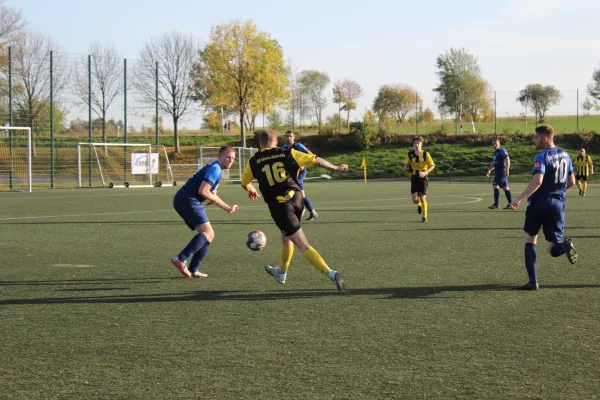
[9,0,600,128]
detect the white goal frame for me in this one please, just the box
[77,143,174,189]
[0,126,32,192]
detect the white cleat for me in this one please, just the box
[191,271,209,278]
[327,270,346,291]
[265,265,286,284]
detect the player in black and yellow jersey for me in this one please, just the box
[574,148,593,196]
[403,136,435,222]
[240,130,349,290]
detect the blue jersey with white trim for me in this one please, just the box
[493,147,509,173]
[528,147,573,203]
[282,142,310,154]
[179,161,222,202]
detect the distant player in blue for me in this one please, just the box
[510,125,578,290]
[282,130,318,220]
[171,146,239,278]
[485,138,512,209]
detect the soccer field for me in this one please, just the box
[1,182,599,399]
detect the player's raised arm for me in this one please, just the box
[198,181,238,213]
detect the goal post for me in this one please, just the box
[77,143,175,188]
[0,127,32,192]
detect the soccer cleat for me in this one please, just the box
[518,281,539,290]
[328,270,346,291]
[579,189,583,196]
[421,217,427,223]
[503,204,512,210]
[192,271,209,278]
[306,211,319,221]
[417,205,422,214]
[564,238,578,264]
[171,256,192,279]
[488,204,499,209]
[582,192,586,197]
[265,265,286,284]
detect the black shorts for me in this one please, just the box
[267,191,304,236]
[576,175,588,182]
[410,174,429,195]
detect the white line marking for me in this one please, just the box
[0,195,483,221]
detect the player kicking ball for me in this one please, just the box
[171,146,239,279]
[240,130,349,290]
[510,125,578,290]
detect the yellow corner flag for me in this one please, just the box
[360,157,367,183]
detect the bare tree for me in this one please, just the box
[74,43,122,144]
[0,0,25,46]
[133,31,198,153]
[12,31,69,156]
[297,70,329,130]
[336,79,363,131]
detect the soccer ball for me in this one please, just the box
[246,230,267,251]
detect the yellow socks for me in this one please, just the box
[577,181,583,190]
[422,201,428,218]
[584,182,588,193]
[279,245,294,273]
[302,247,331,274]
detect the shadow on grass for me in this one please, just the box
[2,283,599,305]
[378,226,592,232]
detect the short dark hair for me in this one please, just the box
[259,130,278,147]
[535,124,555,138]
[412,136,424,144]
[492,137,501,144]
[285,130,295,135]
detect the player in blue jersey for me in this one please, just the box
[282,130,318,220]
[510,125,578,290]
[171,146,239,278]
[485,137,513,209]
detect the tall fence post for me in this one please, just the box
[576,89,579,133]
[88,54,92,187]
[415,92,419,135]
[123,58,128,182]
[50,51,54,189]
[8,46,13,190]
[155,61,159,148]
[494,90,497,135]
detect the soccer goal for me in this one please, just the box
[77,143,175,188]
[169,146,257,183]
[0,127,32,192]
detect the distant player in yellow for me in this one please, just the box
[574,148,593,196]
[403,136,435,222]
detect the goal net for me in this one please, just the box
[0,127,32,192]
[170,146,258,183]
[77,143,174,188]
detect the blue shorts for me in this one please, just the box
[297,168,307,190]
[173,191,209,230]
[524,198,565,243]
[493,172,508,188]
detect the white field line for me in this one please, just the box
[0,195,483,221]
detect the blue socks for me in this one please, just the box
[304,197,314,213]
[178,232,208,261]
[505,190,512,204]
[550,242,566,257]
[524,243,537,283]
[188,242,211,273]
[493,188,500,205]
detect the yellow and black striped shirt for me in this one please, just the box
[574,155,593,176]
[404,150,435,176]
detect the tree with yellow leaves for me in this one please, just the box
[191,20,289,147]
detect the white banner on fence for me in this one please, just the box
[131,153,159,174]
